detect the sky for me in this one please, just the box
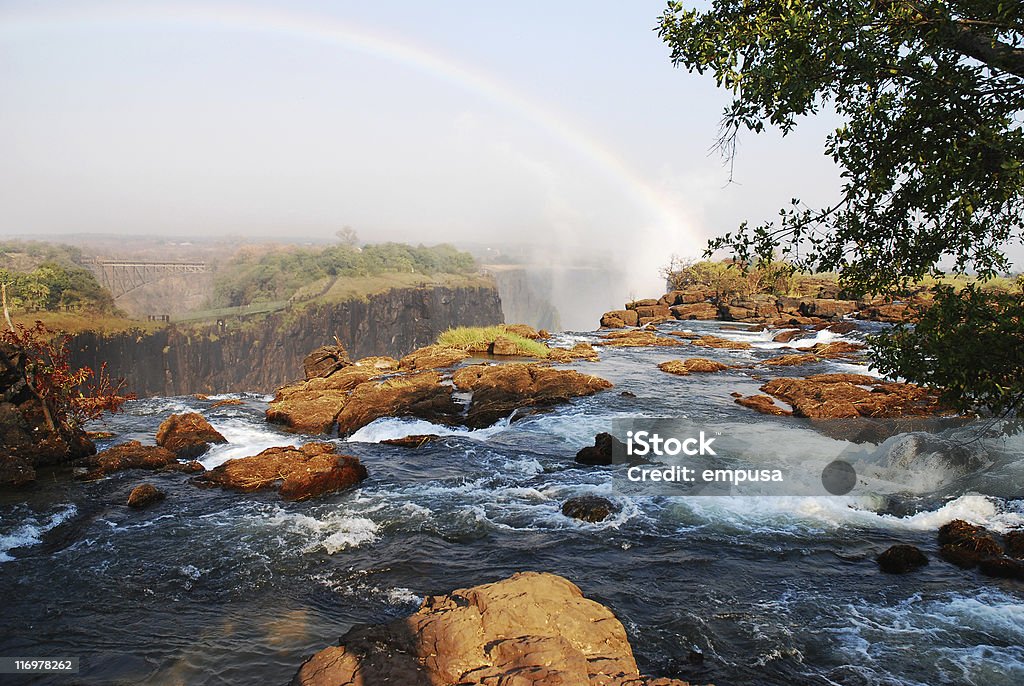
[1,0,853,296]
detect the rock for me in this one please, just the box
[0,343,96,487]
[626,299,659,309]
[502,323,542,339]
[938,519,984,545]
[772,329,804,343]
[763,353,819,366]
[690,335,752,350]
[267,366,383,434]
[291,572,691,686]
[155,413,227,459]
[351,356,400,371]
[489,335,520,356]
[547,342,600,363]
[734,394,792,416]
[600,309,639,328]
[81,441,179,478]
[1004,531,1024,558]
[562,495,619,523]
[748,374,948,419]
[670,303,719,320]
[127,483,165,508]
[634,305,672,320]
[196,443,367,501]
[658,358,730,376]
[827,321,858,334]
[451,364,613,429]
[575,432,626,466]
[939,535,1004,569]
[877,544,929,573]
[800,298,858,319]
[978,557,1024,580]
[381,434,439,448]
[302,344,352,380]
[597,330,687,348]
[807,341,866,359]
[857,303,912,323]
[210,398,244,409]
[335,371,459,435]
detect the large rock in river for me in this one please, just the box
[302,344,352,379]
[291,572,692,686]
[195,442,367,501]
[156,412,227,458]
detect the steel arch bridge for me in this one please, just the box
[85,260,209,299]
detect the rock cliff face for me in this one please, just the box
[67,285,503,397]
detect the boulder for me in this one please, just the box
[799,299,858,319]
[547,342,600,363]
[562,495,619,523]
[634,305,672,320]
[81,441,179,478]
[600,309,639,328]
[196,443,367,501]
[690,335,752,350]
[398,345,470,371]
[626,299,659,309]
[978,557,1024,580]
[210,398,244,409]
[575,432,626,466]
[302,345,352,380]
[381,434,439,448]
[734,394,791,416]
[671,303,719,320]
[0,343,96,487]
[772,329,804,343]
[127,483,165,508]
[502,324,542,339]
[290,572,691,686]
[763,353,819,367]
[155,413,227,459]
[489,335,520,356]
[658,358,730,376]
[1004,531,1024,558]
[598,330,687,348]
[877,544,928,573]
[267,366,383,434]
[749,374,948,419]
[335,371,459,435]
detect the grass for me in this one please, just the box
[319,272,494,304]
[9,310,165,335]
[437,325,551,358]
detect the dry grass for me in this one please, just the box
[10,310,165,335]
[437,325,551,358]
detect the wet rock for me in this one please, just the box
[749,374,947,419]
[978,557,1024,580]
[210,398,244,409]
[806,341,866,359]
[658,358,731,376]
[291,572,691,686]
[267,366,383,434]
[81,441,179,478]
[451,364,613,429]
[734,394,792,416]
[196,443,367,501]
[398,345,470,371]
[772,329,804,343]
[335,371,459,435]
[502,323,542,339]
[562,495,619,523]
[690,335,752,350]
[1004,531,1024,558]
[634,304,672,320]
[155,413,227,459]
[597,330,687,348]
[763,353,819,366]
[800,299,858,319]
[575,432,627,466]
[877,544,928,573]
[127,483,165,508]
[302,344,353,380]
[547,342,599,363]
[827,321,858,334]
[489,335,520,356]
[381,434,439,448]
[670,303,719,320]
[939,535,1004,569]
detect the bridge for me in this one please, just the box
[84,260,209,299]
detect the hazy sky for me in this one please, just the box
[0,0,901,294]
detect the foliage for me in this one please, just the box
[661,256,796,298]
[658,1,1024,293]
[212,243,478,307]
[658,0,1024,414]
[871,286,1024,416]
[0,262,115,313]
[1,321,134,432]
[437,326,552,358]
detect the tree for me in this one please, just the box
[658,0,1024,415]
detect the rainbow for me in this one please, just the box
[0,2,696,248]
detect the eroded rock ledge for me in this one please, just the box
[292,571,693,686]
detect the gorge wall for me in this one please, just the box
[68,285,503,397]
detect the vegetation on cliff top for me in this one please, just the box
[658,0,1024,414]
[211,242,479,308]
[0,241,115,314]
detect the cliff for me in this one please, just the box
[67,284,503,397]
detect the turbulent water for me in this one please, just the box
[2,320,1023,686]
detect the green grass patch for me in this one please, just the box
[437,325,551,358]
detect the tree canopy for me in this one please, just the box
[658,0,1024,415]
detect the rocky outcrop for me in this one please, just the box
[575,432,626,466]
[195,443,367,501]
[291,572,692,686]
[936,520,1024,580]
[597,330,687,348]
[0,343,95,487]
[267,352,613,436]
[127,483,166,508]
[155,413,227,459]
[547,342,600,363]
[303,345,352,379]
[735,373,948,419]
[658,358,731,376]
[79,441,181,478]
[68,284,504,397]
